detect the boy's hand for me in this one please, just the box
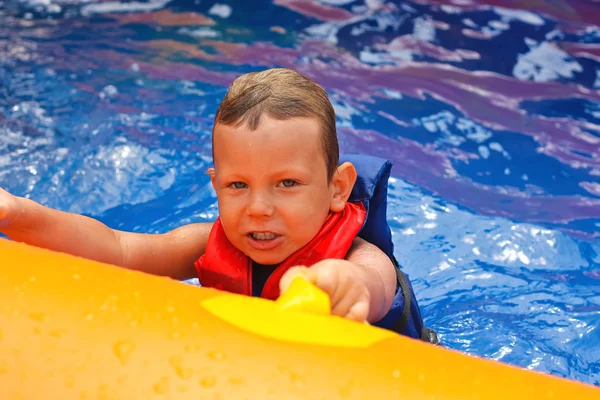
[280,259,371,322]
[0,188,19,228]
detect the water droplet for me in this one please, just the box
[339,386,351,398]
[65,376,75,388]
[84,313,94,321]
[169,356,193,379]
[184,344,200,353]
[50,329,67,338]
[153,377,170,394]
[166,305,175,313]
[418,374,425,382]
[192,322,199,329]
[289,371,304,387]
[113,340,135,365]
[208,351,225,361]
[170,331,181,340]
[129,320,139,328]
[29,312,46,323]
[29,276,37,283]
[228,377,244,386]
[199,376,217,388]
[73,274,80,280]
[339,381,354,398]
[392,370,400,378]
[176,384,188,393]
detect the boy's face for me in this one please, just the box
[211,116,335,265]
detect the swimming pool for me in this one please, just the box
[1,0,598,386]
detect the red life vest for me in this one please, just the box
[194,202,366,300]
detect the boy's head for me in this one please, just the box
[213,68,339,181]
[209,68,356,265]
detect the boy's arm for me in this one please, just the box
[345,237,397,322]
[115,223,211,279]
[0,188,211,280]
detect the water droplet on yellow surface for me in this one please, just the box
[199,375,217,388]
[176,384,188,393]
[169,356,193,379]
[50,329,67,338]
[65,376,75,388]
[184,344,200,353]
[153,377,170,394]
[113,340,135,365]
[228,377,244,386]
[29,312,46,323]
[289,371,304,388]
[208,351,225,361]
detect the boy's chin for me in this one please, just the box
[248,252,289,267]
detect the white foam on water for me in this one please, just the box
[513,41,583,82]
[81,0,172,16]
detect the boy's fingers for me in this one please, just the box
[312,264,340,302]
[331,284,369,320]
[279,266,310,294]
[344,299,370,322]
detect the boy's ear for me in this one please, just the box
[330,162,357,212]
[207,167,217,191]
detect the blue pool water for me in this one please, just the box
[1,0,599,386]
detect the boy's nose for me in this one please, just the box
[246,192,274,218]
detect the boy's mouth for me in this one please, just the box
[245,231,284,251]
[250,232,278,241]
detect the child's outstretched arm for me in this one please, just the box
[280,237,397,323]
[0,188,212,280]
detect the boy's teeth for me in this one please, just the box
[251,232,277,240]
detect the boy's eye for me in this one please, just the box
[278,179,298,188]
[229,182,247,189]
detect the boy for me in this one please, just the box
[0,68,436,341]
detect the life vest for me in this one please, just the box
[195,154,438,344]
[195,201,366,300]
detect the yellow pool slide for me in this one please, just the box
[1,238,598,399]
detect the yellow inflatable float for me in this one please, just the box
[1,238,598,399]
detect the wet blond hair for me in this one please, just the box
[213,68,338,180]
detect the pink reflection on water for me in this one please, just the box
[274,0,354,21]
